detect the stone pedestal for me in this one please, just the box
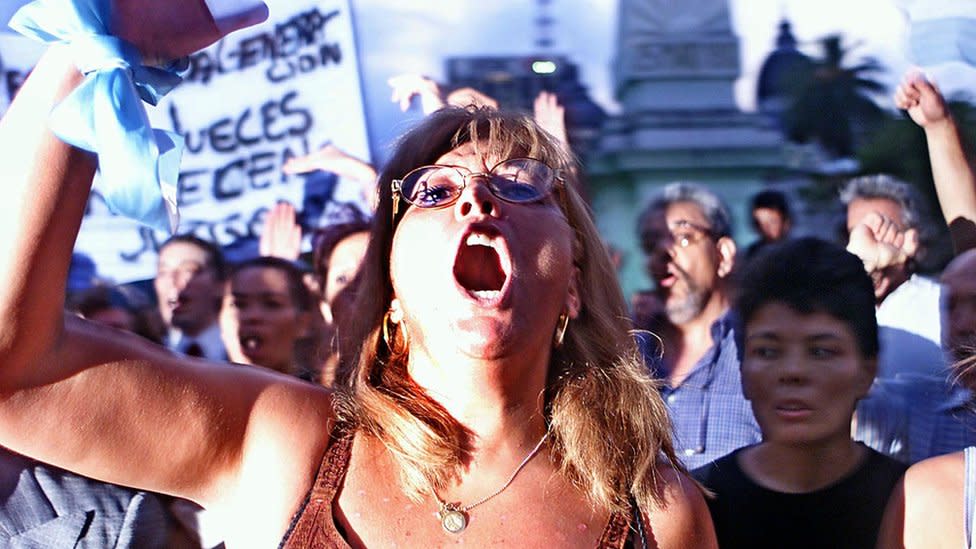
[588,0,786,299]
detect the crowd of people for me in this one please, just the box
[2,3,976,548]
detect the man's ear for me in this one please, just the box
[565,267,581,319]
[856,357,878,399]
[716,236,737,278]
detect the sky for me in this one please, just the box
[347,0,914,159]
[0,0,934,159]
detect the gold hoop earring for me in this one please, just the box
[382,308,410,352]
[382,310,396,348]
[553,313,570,348]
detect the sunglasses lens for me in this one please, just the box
[401,167,463,208]
[489,158,554,202]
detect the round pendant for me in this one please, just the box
[440,509,468,533]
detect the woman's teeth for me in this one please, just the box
[241,335,261,350]
[466,233,495,247]
[472,290,500,300]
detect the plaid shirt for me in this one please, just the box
[650,312,762,470]
[856,374,976,463]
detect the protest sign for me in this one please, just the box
[0,0,371,283]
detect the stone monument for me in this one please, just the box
[588,0,787,298]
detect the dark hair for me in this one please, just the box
[67,285,164,344]
[750,189,791,220]
[69,285,138,317]
[312,210,372,293]
[228,256,313,312]
[734,237,878,359]
[159,234,227,280]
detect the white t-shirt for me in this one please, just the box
[875,274,946,379]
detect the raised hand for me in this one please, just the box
[282,143,377,211]
[283,143,376,183]
[895,71,976,253]
[113,0,267,63]
[259,202,303,261]
[533,91,568,145]
[445,87,498,110]
[847,211,918,273]
[388,73,445,114]
[894,72,950,129]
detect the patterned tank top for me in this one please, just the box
[278,430,639,548]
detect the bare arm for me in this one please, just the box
[0,47,333,541]
[876,453,963,549]
[895,73,976,253]
[645,467,718,549]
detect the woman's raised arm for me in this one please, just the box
[0,47,334,543]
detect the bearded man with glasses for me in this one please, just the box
[635,182,761,469]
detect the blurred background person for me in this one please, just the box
[68,284,164,344]
[636,182,760,469]
[942,249,976,364]
[842,175,944,380]
[311,213,371,386]
[154,235,227,361]
[744,189,793,260]
[852,72,976,465]
[219,257,314,377]
[856,246,976,464]
[257,198,372,385]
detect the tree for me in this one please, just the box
[782,35,887,159]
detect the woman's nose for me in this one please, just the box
[455,176,498,218]
[777,354,809,385]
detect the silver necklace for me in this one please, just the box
[434,431,550,534]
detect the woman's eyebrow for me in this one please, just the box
[745,331,780,341]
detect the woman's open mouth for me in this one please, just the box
[239,333,264,356]
[453,226,512,305]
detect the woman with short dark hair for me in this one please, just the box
[694,238,906,549]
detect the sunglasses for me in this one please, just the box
[390,157,563,220]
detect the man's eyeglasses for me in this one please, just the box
[391,157,563,218]
[642,220,715,253]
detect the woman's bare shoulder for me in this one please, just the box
[214,375,338,542]
[879,451,965,549]
[902,451,965,518]
[643,465,718,549]
[239,375,337,470]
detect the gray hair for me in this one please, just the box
[637,182,733,240]
[840,174,923,230]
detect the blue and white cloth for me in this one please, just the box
[8,0,187,232]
